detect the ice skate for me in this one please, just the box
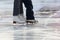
[13,15,25,24]
[26,20,38,24]
[18,14,25,21]
[13,15,21,24]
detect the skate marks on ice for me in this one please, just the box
[13,18,60,30]
[35,6,60,18]
[0,0,13,25]
[0,25,14,40]
[35,18,60,30]
[0,10,13,25]
[14,25,60,40]
[0,17,60,40]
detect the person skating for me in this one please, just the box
[13,0,37,24]
[13,0,24,24]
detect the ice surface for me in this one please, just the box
[0,0,60,40]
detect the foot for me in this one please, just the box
[18,14,25,21]
[13,14,25,24]
[26,20,38,24]
[13,15,21,24]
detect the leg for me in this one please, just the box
[23,0,35,20]
[20,0,23,14]
[13,0,25,24]
[13,0,23,16]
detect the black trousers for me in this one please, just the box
[13,0,35,20]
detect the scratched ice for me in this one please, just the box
[0,0,60,40]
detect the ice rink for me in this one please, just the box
[0,0,60,40]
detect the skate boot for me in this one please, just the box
[18,14,25,21]
[13,15,21,24]
[26,20,38,24]
[13,14,25,24]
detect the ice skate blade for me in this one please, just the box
[26,21,38,24]
[13,23,26,26]
[13,21,26,25]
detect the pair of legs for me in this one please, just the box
[13,0,35,20]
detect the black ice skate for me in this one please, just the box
[26,20,38,24]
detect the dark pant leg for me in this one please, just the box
[22,0,35,20]
[20,0,23,14]
[13,0,23,16]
